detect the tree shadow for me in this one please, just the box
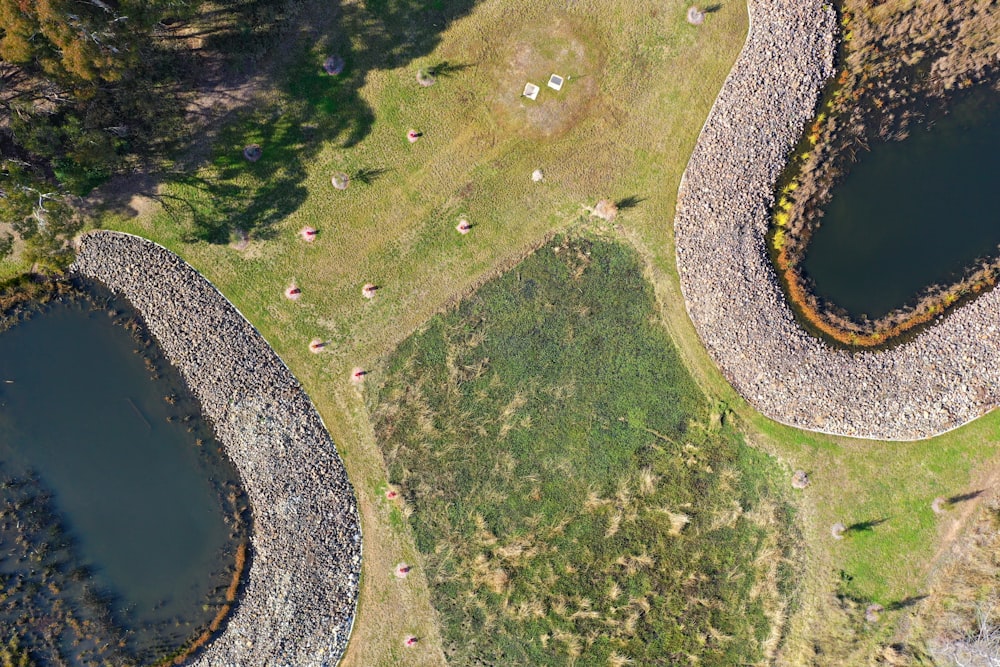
[845,518,888,534]
[426,60,475,77]
[133,0,484,243]
[703,4,723,13]
[195,0,306,72]
[352,167,390,185]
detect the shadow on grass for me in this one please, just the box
[946,490,984,505]
[615,195,647,211]
[845,518,888,534]
[351,167,391,185]
[426,60,475,77]
[156,0,483,243]
[886,595,927,611]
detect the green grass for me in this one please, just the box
[157,37,380,245]
[750,413,1000,662]
[366,236,793,665]
[755,413,1000,600]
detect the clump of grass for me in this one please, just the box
[368,236,795,665]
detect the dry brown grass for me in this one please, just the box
[892,462,1000,658]
[485,13,603,140]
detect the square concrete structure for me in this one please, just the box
[523,82,540,100]
[547,74,564,91]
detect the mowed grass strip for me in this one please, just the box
[367,236,794,666]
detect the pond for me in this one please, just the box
[801,86,1000,320]
[0,284,247,665]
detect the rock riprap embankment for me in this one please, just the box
[675,0,1000,441]
[72,231,361,666]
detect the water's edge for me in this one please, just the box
[675,0,1000,441]
[0,281,250,664]
[72,231,362,666]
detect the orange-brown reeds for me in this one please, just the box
[159,542,248,666]
[777,248,998,347]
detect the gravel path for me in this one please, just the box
[675,0,1000,441]
[72,231,361,666]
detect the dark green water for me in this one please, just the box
[801,87,1000,319]
[0,286,246,664]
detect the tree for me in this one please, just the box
[0,0,134,83]
[0,157,81,268]
[0,0,209,267]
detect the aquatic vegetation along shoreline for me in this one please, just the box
[770,0,1000,346]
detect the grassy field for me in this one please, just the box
[366,236,794,665]
[30,0,999,663]
[750,414,1000,663]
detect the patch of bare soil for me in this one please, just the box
[229,227,250,251]
[487,14,603,140]
[171,0,343,167]
[74,172,163,223]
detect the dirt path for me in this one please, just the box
[926,460,1000,579]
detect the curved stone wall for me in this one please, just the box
[72,231,361,666]
[675,0,1000,441]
